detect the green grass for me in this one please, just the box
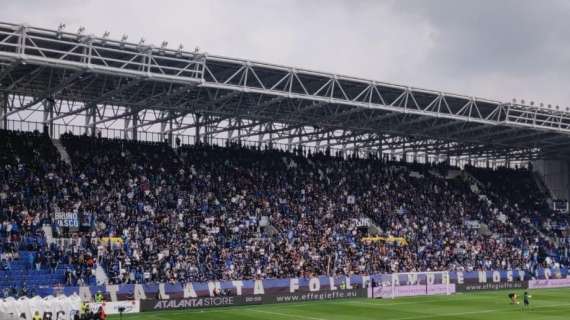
[109,288,570,320]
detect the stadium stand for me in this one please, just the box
[0,130,568,296]
[466,164,569,261]
[0,130,95,298]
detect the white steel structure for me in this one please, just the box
[1,22,569,166]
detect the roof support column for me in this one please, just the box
[227,119,234,142]
[195,114,201,144]
[43,98,54,137]
[204,115,211,145]
[378,135,383,161]
[257,125,264,149]
[168,118,174,147]
[85,103,97,137]
[131,109,138,141]
[123,112,132,140]
[0,92,7,130]
[268,123,274,149]
[237,118,242,145]
[353,136,358,158]
[297,129,302,154]
[326,132,331,155]
[159,115,167,143]
[159,112,174,146]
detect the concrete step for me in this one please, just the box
[42,224,55,246]
[95,264,109,285]
[51,139,72,167]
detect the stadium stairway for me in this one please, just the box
[528,221,555,245]
[461,170,485,191]
[41,225,55,246]
[95,265,109,285]
[532,171,552,200]
[442,169,462,179]
[51,139,72,167]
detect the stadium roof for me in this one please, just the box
[0,21,569,165]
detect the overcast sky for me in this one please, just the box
[1,0,569,107]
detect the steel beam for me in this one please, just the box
[0,62,16,83]
[162,91,241,134]
[0,21,569,163]
[4,71,85,118]
[46,78,143,123]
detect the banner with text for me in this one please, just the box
[31,268,569,301]
[54,212,79,228]
[140,289,366,312]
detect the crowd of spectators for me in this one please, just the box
[1,129,568,289]
[0,130,96,295]
[58,133,567,284]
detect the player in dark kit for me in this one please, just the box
[523,291,532,310]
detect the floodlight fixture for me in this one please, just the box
[176,44,184,57]
[99,31,110,44]
[120,34,128,48]
[57,23,66,39]
[159,41,168,55]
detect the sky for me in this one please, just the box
[1,0,569,107]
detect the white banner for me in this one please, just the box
[368,284,455,299]
[528,278,570,289]
[464,220,480,229]
[0,295,80,320]
[54,212,79,228]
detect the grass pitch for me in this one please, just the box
[109,288,570,319]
